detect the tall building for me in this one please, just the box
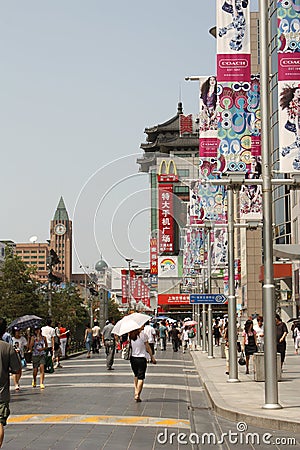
[16,242,49,283]
[50,197,72,282]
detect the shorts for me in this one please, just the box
[54,347,62,358]
[130,356,147,380]
[0,402,10,426]
[32,354,46,369]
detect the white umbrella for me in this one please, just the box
[184,320,197,327]
[112,313,152,336]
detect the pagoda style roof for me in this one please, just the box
[53,197,69,221]
[138,102,199,173]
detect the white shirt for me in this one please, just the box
[143,325,156,343]
[12,336,27,357]
[131,331,148,358]
[92,325,101,337]
[41,325,55,347]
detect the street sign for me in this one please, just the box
[190,294,227,304]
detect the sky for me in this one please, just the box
[0,0,259,272]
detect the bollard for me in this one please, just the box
[220,340,226,359]
[253,353,281,382]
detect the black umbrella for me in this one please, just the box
[8,315,43,331]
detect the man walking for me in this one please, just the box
[102,319,116,370]
[0,318,21,448]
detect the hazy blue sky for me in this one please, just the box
[0,0,258,271]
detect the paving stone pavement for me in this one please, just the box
[3,342,300,449]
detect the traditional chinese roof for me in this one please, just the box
[138,102,198,173]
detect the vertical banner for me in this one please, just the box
[278,1,300,172]
[158,184,174,253]
[199,76,219,158]
[217,0,251,173]
[121,269,127,304]
[150,238,158,274]
[189,180,227,225]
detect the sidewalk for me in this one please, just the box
[191,341,300,433]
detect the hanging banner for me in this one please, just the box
[278,1,300,172]
[199,76,219,158]
[150,238,158,274]
[217,0,252,173]
[158,184,174,253]
[217,0,251,82]
[121,269,127,304]
[189,179,227,225]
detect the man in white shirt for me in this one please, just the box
[92,321,101,354]
[41,319,55,356]
[143,321,156,356]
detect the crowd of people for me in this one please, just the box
[0,311,296,447]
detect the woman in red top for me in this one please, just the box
[58,323,68,359]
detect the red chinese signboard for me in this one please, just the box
[158,184,174,254]
[158,294,190,305]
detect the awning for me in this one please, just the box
[273,244,300,260]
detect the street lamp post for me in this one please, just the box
[259,0,281,409]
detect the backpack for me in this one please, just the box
[188,329,195,339]
[54,328,60,350]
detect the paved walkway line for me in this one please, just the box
[21,372,198,379]
[13,382,204,391]
[8,414,190,429]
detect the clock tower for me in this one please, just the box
[50,197,72,282]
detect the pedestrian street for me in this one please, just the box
[5,344,299,450]
[2,344,229,449]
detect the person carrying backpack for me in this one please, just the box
[188,326,197,350]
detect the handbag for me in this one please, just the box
[238,351,246,366]
[121,342,132,360]
[21,357,27,369]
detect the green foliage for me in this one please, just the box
[108,298,122,322]
[0,248,88,336]
[50,284,89,335]
[0,249,44,322]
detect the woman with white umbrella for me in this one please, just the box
[129,327,156,402]
[112,313,157,402]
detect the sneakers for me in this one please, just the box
[15,384,20,391]
[32,380,36,388]
[40,384,45,389]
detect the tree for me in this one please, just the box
[0,249,45,322]
[108,298,122,323]
[49,284,89,336]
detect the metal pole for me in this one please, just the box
[89,295,94,328]
[202,305,206,352]
[227,186,239,382]
[207,228,214,358]
[259,0,281,409]
[48,281,52,317]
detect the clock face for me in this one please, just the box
[55,224,66,235]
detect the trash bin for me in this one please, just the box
[253,352,281,381]
[220,341,226,358]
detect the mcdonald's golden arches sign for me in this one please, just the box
[157,159,179,182]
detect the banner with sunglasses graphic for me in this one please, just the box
[217,0,253,174]
[277,1,300,172]
[217,75,261,173]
